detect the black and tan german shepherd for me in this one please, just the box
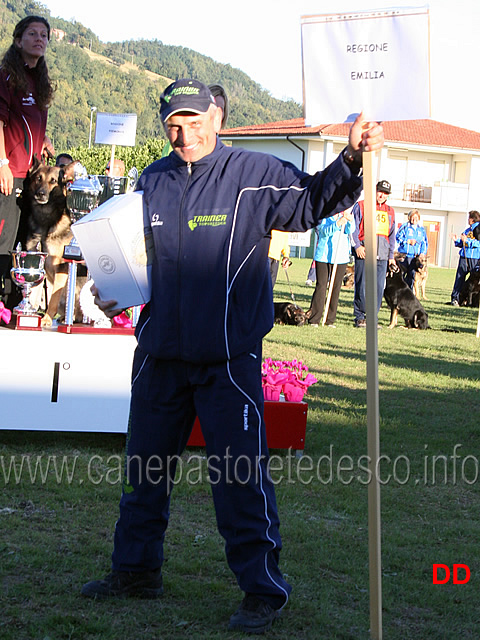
[384,262,430,329]
[21,156,84,326]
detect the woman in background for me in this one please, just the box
[395,209,428,289]
[0,15,54,307]
[307,209,355,327]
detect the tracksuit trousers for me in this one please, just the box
[111,342,291,609]
[308,261,347,325]
[402,256,417,290]
[353,256,388,322]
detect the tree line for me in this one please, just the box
[0,0,302,154]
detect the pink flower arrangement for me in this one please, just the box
[261,358,318,402]
[0,301,11,326]
[113,309,134,328]
[112,305,145,328]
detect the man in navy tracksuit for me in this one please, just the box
[83,79,385,633]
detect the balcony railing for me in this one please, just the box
[402,183,432,203]
[395,182,469,210]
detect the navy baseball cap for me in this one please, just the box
[160,79,217,122]
[376,180,391,194]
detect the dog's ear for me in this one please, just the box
[286,305,296,322]
[28,155,41,176]
[413,310,428,329]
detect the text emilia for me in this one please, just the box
[348,42,387,81]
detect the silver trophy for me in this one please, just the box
[10,244,47,326]
[66,163,102,222]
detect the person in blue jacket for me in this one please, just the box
[84,79,385,634]
[307,208,355,326]
[450,210,480,305]
[396,209,428,289]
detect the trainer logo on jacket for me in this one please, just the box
[188,213,228,231]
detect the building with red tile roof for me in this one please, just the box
[221,118,480,267]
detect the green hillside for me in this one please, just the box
[0,0,302,149]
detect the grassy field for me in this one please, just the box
[1,259,480,639]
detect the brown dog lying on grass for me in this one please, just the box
[273,302,307,326]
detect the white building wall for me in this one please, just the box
[307,140,329,173]
[228,139,306,168]
[468,156,480,210]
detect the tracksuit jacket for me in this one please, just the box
[0,68,48,178]
[313,215,355,264]
[454,222,480,259]
[351,199,395,261]
[135,139,363,363]
[396,222,428,257]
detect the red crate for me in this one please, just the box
[188,400,308,451]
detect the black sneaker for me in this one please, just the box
[228,594,279,634]
[81,569,163,599]
[354,318,367,328]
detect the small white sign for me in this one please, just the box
[289,230,312,248]
[301,7,430,125]
[94,112,137,146]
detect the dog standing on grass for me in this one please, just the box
[412,254,429,299]
[20,156,83,326]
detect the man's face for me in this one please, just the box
[164,105,222,163]
[376,190,388,205]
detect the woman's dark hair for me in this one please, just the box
[0,16,54,111]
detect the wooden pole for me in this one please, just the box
[362,150,383,640]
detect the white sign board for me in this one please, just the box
[95,112,137,146]
[301,7,430,125]
[289,230,312,248]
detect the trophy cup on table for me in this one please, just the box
[10,243,47,330]
[56,163,102,333]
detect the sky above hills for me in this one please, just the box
[42,0,479,132]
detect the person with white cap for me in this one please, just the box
[84,78,385,634]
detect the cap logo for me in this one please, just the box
[164,86,201,103]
